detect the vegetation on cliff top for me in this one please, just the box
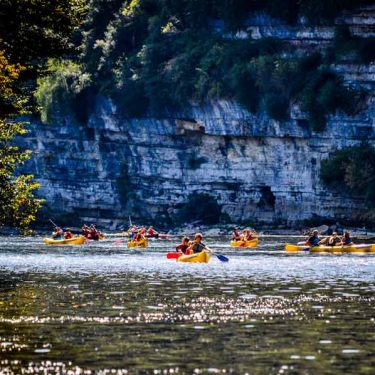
[36,0,373,131]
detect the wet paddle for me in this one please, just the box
[49,219,58,228]
[205,246,229,262]
[166,252,182,259]
[216,254,229,262]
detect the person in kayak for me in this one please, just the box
[81,224,90,238]
[89,224,100,241]
[133,229,145,242]
[52,226,64,240]
[175,236,190,254]
[187,233,207,253]
[327,232,341,246]
[64,228,74,239]
[340,230,354,246]
[306,230,321,246]
[128,225,137,239]
[232,228,241,241]
[243,229,256,241]
[147,226,159,238]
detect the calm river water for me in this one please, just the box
[0,235,375,374]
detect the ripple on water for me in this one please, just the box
[319,340,333,344]
[0,235,375,373]
[342,349,360,354]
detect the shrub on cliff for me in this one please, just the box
[35,59,92,124]
[334,26,375,64]
[299,68,355,131]
[320,143,375,206]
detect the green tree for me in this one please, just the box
[0,1,87,232]
[0,0,88,66]
[0,51,42,233]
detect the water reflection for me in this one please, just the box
[0,235,374,374]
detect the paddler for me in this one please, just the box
[147,226,159,238]
[327,232,341,246]
[187,233,207,254]
[52,226,64,239]
[340,230,353,246]
[175,236,190,254]
[243,229,256,241]
[89,224,100,241]
[64,228,74,239]
[128,225,137,239]
[133,229,145,242]
[232,228,241,241]
[81,224,90,238]
[306,230,321,246]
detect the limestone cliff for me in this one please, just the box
[19,6,375,229]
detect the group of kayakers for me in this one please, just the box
[51,224,103,241]
[232,228,257,242]
[81,224,103,241]
[305,229,353,247]
[51,226,71,240]
[128,226,160,241]
[175,233,207,255]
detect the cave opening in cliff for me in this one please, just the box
[258,186,276,209]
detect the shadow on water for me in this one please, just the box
[0,235,375,374]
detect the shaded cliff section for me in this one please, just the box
[20,5,375,229]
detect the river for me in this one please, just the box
[0,235,374,374]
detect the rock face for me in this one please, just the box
[18,8,375,229]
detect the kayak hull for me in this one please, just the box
[230,238,259,248]
[177,250,211,263]
[85,233,105,241]
[44,236,86,245]
[127,238,148,248]
[285,243,373,253]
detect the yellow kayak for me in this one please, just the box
[230,238,259,248]
[177,250,211,263]
[285,243,373,253]
[44,236,86,245]
[127,238,148,248]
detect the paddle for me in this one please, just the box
[166,252,182,259]
[204,246,229,262]
[49,219,58,228]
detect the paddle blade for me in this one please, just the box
[216,254,229,262]
[112,240,123,246]
[166,252,182,259]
